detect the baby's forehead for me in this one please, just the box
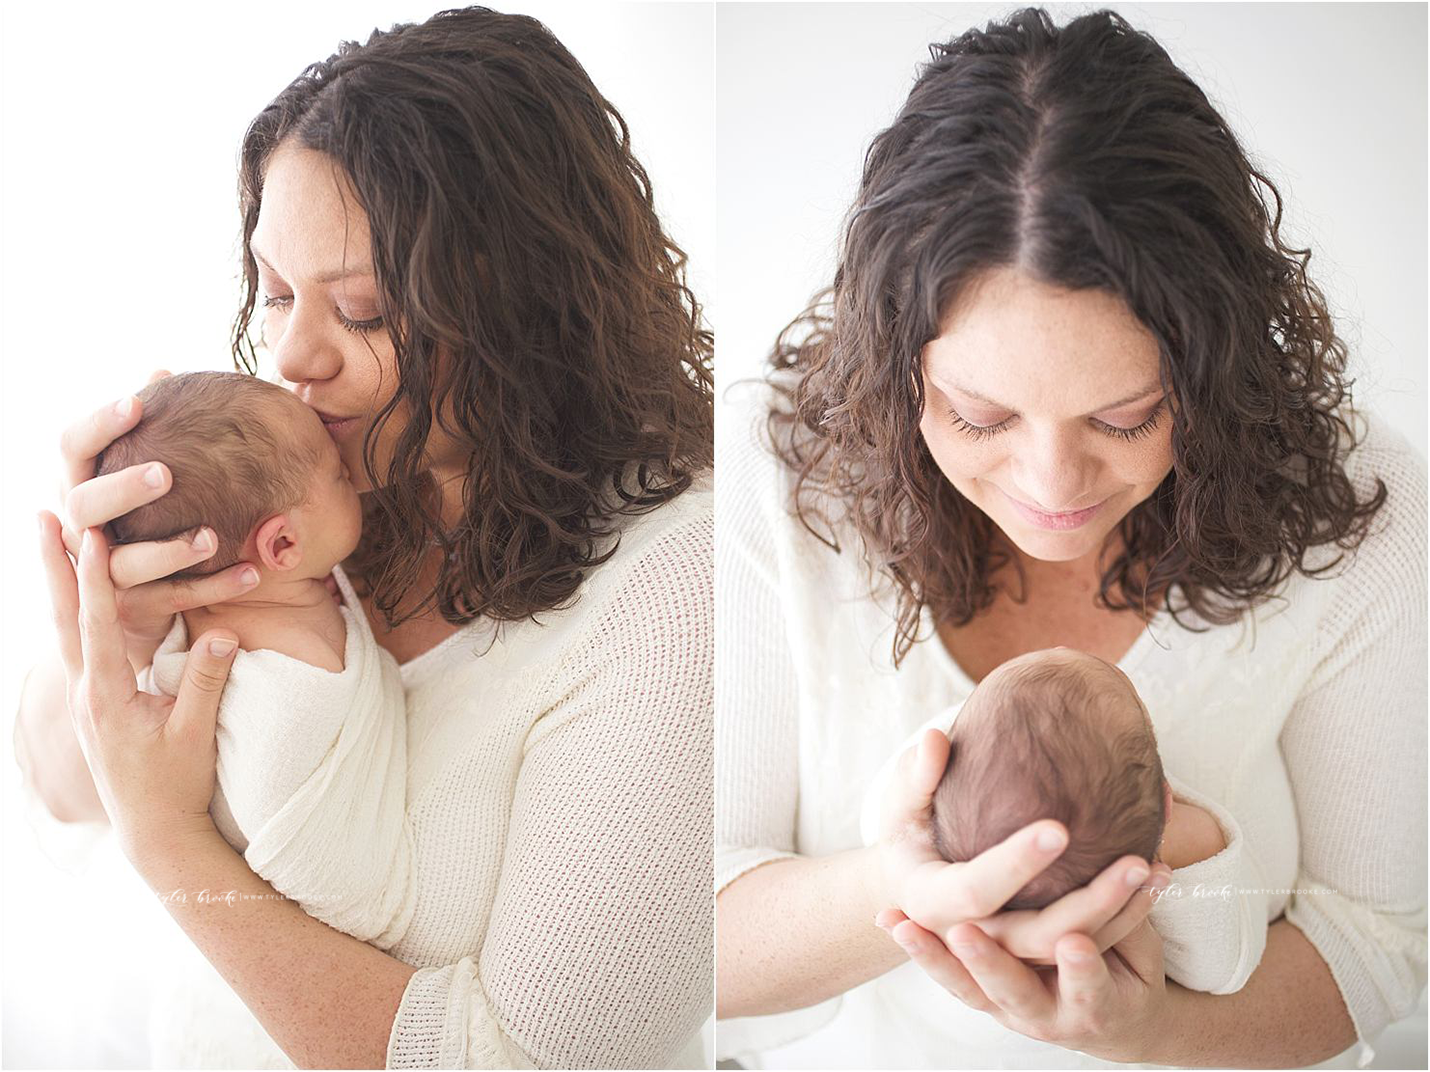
[262,391,328,451]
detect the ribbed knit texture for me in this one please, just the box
[715,377,1425,1069]
[27,478,713,1070]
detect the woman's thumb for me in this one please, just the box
[173,631,238,734]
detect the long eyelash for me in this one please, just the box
[1103,404,1162,442]
[947,400,1164,442]
[261,295,383,335]
[338,313,385,335]
[947,409,1013,441]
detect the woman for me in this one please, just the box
[716,7,1424,1068]
[19,8,712,1068]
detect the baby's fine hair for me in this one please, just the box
[95,372,325,579]
[931,657,1165,910]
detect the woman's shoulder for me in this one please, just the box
[1335,407,1426,568]
[1281,407,1428,635]
[578,471,713,617]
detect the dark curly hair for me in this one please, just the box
[234,6,713,627]
[767,6,1387,665]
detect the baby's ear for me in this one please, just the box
[254,513,302,572]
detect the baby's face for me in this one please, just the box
[282,396,364,574]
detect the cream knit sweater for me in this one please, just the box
[26,476,714,1070]
[715,378,1426,1069]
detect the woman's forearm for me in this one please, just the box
[1149,918,1356,1067]
[717,848,903,1018]
[14,653,108,823]
[134,827,417,1069]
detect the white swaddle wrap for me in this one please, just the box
[147,564,415,952]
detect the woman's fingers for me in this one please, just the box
[37,511,83,680]
[1088,866,1172,954]
[891,919,997,1014]
[1054,932,1116,1010]
[946,923,1056,1022]
[119,562,262,623]
[107,529,218,590]
[171,629,238,743]
[928,820,1069,924]
[74,528,137,709]
[59,394,144,496]
[890,729,950,816]
[146,368,172,385]
[1020,856,1163,955]
[63,462,171,543]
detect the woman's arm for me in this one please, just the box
[1148,918,1354,1066]
[717,849,901,1017]
[134,825,417,1069]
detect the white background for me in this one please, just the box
[717,3,1425,1068]
[718,2,1427,462]
[0,2,712,1066]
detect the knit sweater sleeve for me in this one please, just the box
[1278,419,1428,1063]
[714,392,802,892]
[385,507,714,1070]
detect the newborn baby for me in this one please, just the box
[96,371,414,950]
[931,648,1226,909]
[860,647,1270,994]
[98,370,361,671]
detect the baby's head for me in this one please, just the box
[95,372,362,584]
[931,648,1166,910]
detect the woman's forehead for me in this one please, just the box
[922,269,1163,411]
[251,143,374,283]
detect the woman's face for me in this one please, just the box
[250,141,461,496]
[918,267,1174,566]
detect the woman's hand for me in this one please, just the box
[881,910,1172,1064]
[57,374,260,666]
[876,729,1170,967]
[39,519,238,868]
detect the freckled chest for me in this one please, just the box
[936,581,1156,683]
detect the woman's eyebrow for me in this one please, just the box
[939,378,1164,414]
[251,244,374,284]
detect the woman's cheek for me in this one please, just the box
[918,411,994,487]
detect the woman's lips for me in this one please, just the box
[312,409,361,438]
[999,487,1107,531]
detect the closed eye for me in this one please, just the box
[947,400,1165,443]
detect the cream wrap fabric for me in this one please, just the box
[858,703,1268,995]
[146,564,415,951]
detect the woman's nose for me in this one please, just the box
[1013,428,1100,512]
[271,302,345,385]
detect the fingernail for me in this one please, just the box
[1063,947,1091,964]
[1151,871,1172,891]
[190,529,213,554]
[239,567,260,587]
[37,512,47,536]
[208,638,237,657]
[114,396,135,419]
[1036,828,1066,852]
[143,464,165,489]
[1126,866,1150,887]
[950,943,976,959]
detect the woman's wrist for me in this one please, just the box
[125,813,226,889]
